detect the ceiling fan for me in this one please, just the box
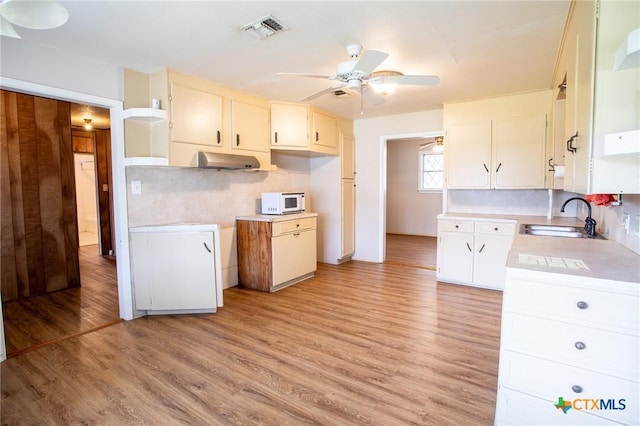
[0,0,69,39]
[277,44,439,111]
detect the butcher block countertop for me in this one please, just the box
[236,212,318,222]
[439,213,640,284]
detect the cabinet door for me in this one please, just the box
[341,135,355,179]
[445,122,491,189]
[170,83,223,148]
[270,103,308,147]
[272,230,316,286]
[132,232,216,311]
[473,234,512,290]
[231,100,270,153]
[437,232,473,283]
[341,179,355,258]
[493,114,546,189]
[312,111,337,149]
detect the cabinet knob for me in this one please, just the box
[455,225,459,229]
[494,227,499,231]
[296,223,300,228]
[574,341,586,350]
[571,385,583,394]
[576,301,588,310]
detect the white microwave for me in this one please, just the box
[261,192,306,215]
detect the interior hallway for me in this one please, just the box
[1,244,119,358]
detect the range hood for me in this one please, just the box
[197,151,260,170]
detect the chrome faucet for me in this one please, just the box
[560,197,597,237]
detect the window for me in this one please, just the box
[419,149,444,191]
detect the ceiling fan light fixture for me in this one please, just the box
[370,70,403,95]
[0,0,69,30]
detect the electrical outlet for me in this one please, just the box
[622,213,630,234]
[131,180,142,195]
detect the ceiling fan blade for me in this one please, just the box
[0,0,68,30]
[378,75,440,86]
[353,50,389,75]
[276,72,333,80]
[362,87,386,106]
[0,15,21,38]
[301,85,345,102]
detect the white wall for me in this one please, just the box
[353,110,444,262]
[387,138,441,236]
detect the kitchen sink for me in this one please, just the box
[519,224,606,239]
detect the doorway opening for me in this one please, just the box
[1,97,119,358]
[382,132,444,270]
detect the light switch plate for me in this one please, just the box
[131,180,142,195]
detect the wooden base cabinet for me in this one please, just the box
[236,214,317,292]
[436,217,515,290]
[495,267,639,425]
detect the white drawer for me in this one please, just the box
[504,278,639,335]
[272,217,316,236]
[498,351,637,425]
[475,221,515,235]
[438,219,474,233]
[501,313,639,381]
[496,387,621,425]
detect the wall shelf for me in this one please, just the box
[123,108,166,122]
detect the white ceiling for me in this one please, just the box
[6,1,571,122]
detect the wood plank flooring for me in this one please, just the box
[1,260,502,425]
[385,233,437,270]
[1,244,119,357]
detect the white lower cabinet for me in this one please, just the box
[495,268,639,425]
[436,217,515,290]
[130,224,222,314]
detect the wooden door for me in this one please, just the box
[1,90,80,302]
[94,128,113,256]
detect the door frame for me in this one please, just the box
[0,77,135,362]
[379,131,445,262]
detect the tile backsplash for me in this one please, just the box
[126,160,310,228]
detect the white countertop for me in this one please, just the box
[236,212,318,222]
[129,223,220,232]
[439,213,640,284]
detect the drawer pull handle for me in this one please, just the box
[574,341,586,350]
[466,242,472,252]
[293,232,300,237]
[576,301,588,310]
[203,242,212,253]
[296,224,300,228]
[571,385,583,394]
[478,244,486,253]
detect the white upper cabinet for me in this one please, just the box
[552,0,640,194]
[231,100,269,153]
[270,102,341,156]
[270,102,308,148]
[444,90,551,190]
[170,82,223,148]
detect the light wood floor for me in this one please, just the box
[2,244,120,357]
[385,233,437,270]
[1,260,503,425]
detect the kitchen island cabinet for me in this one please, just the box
[236,213,318,292]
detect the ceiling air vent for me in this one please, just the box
[240,15,288,39]
[332,89,352,98]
